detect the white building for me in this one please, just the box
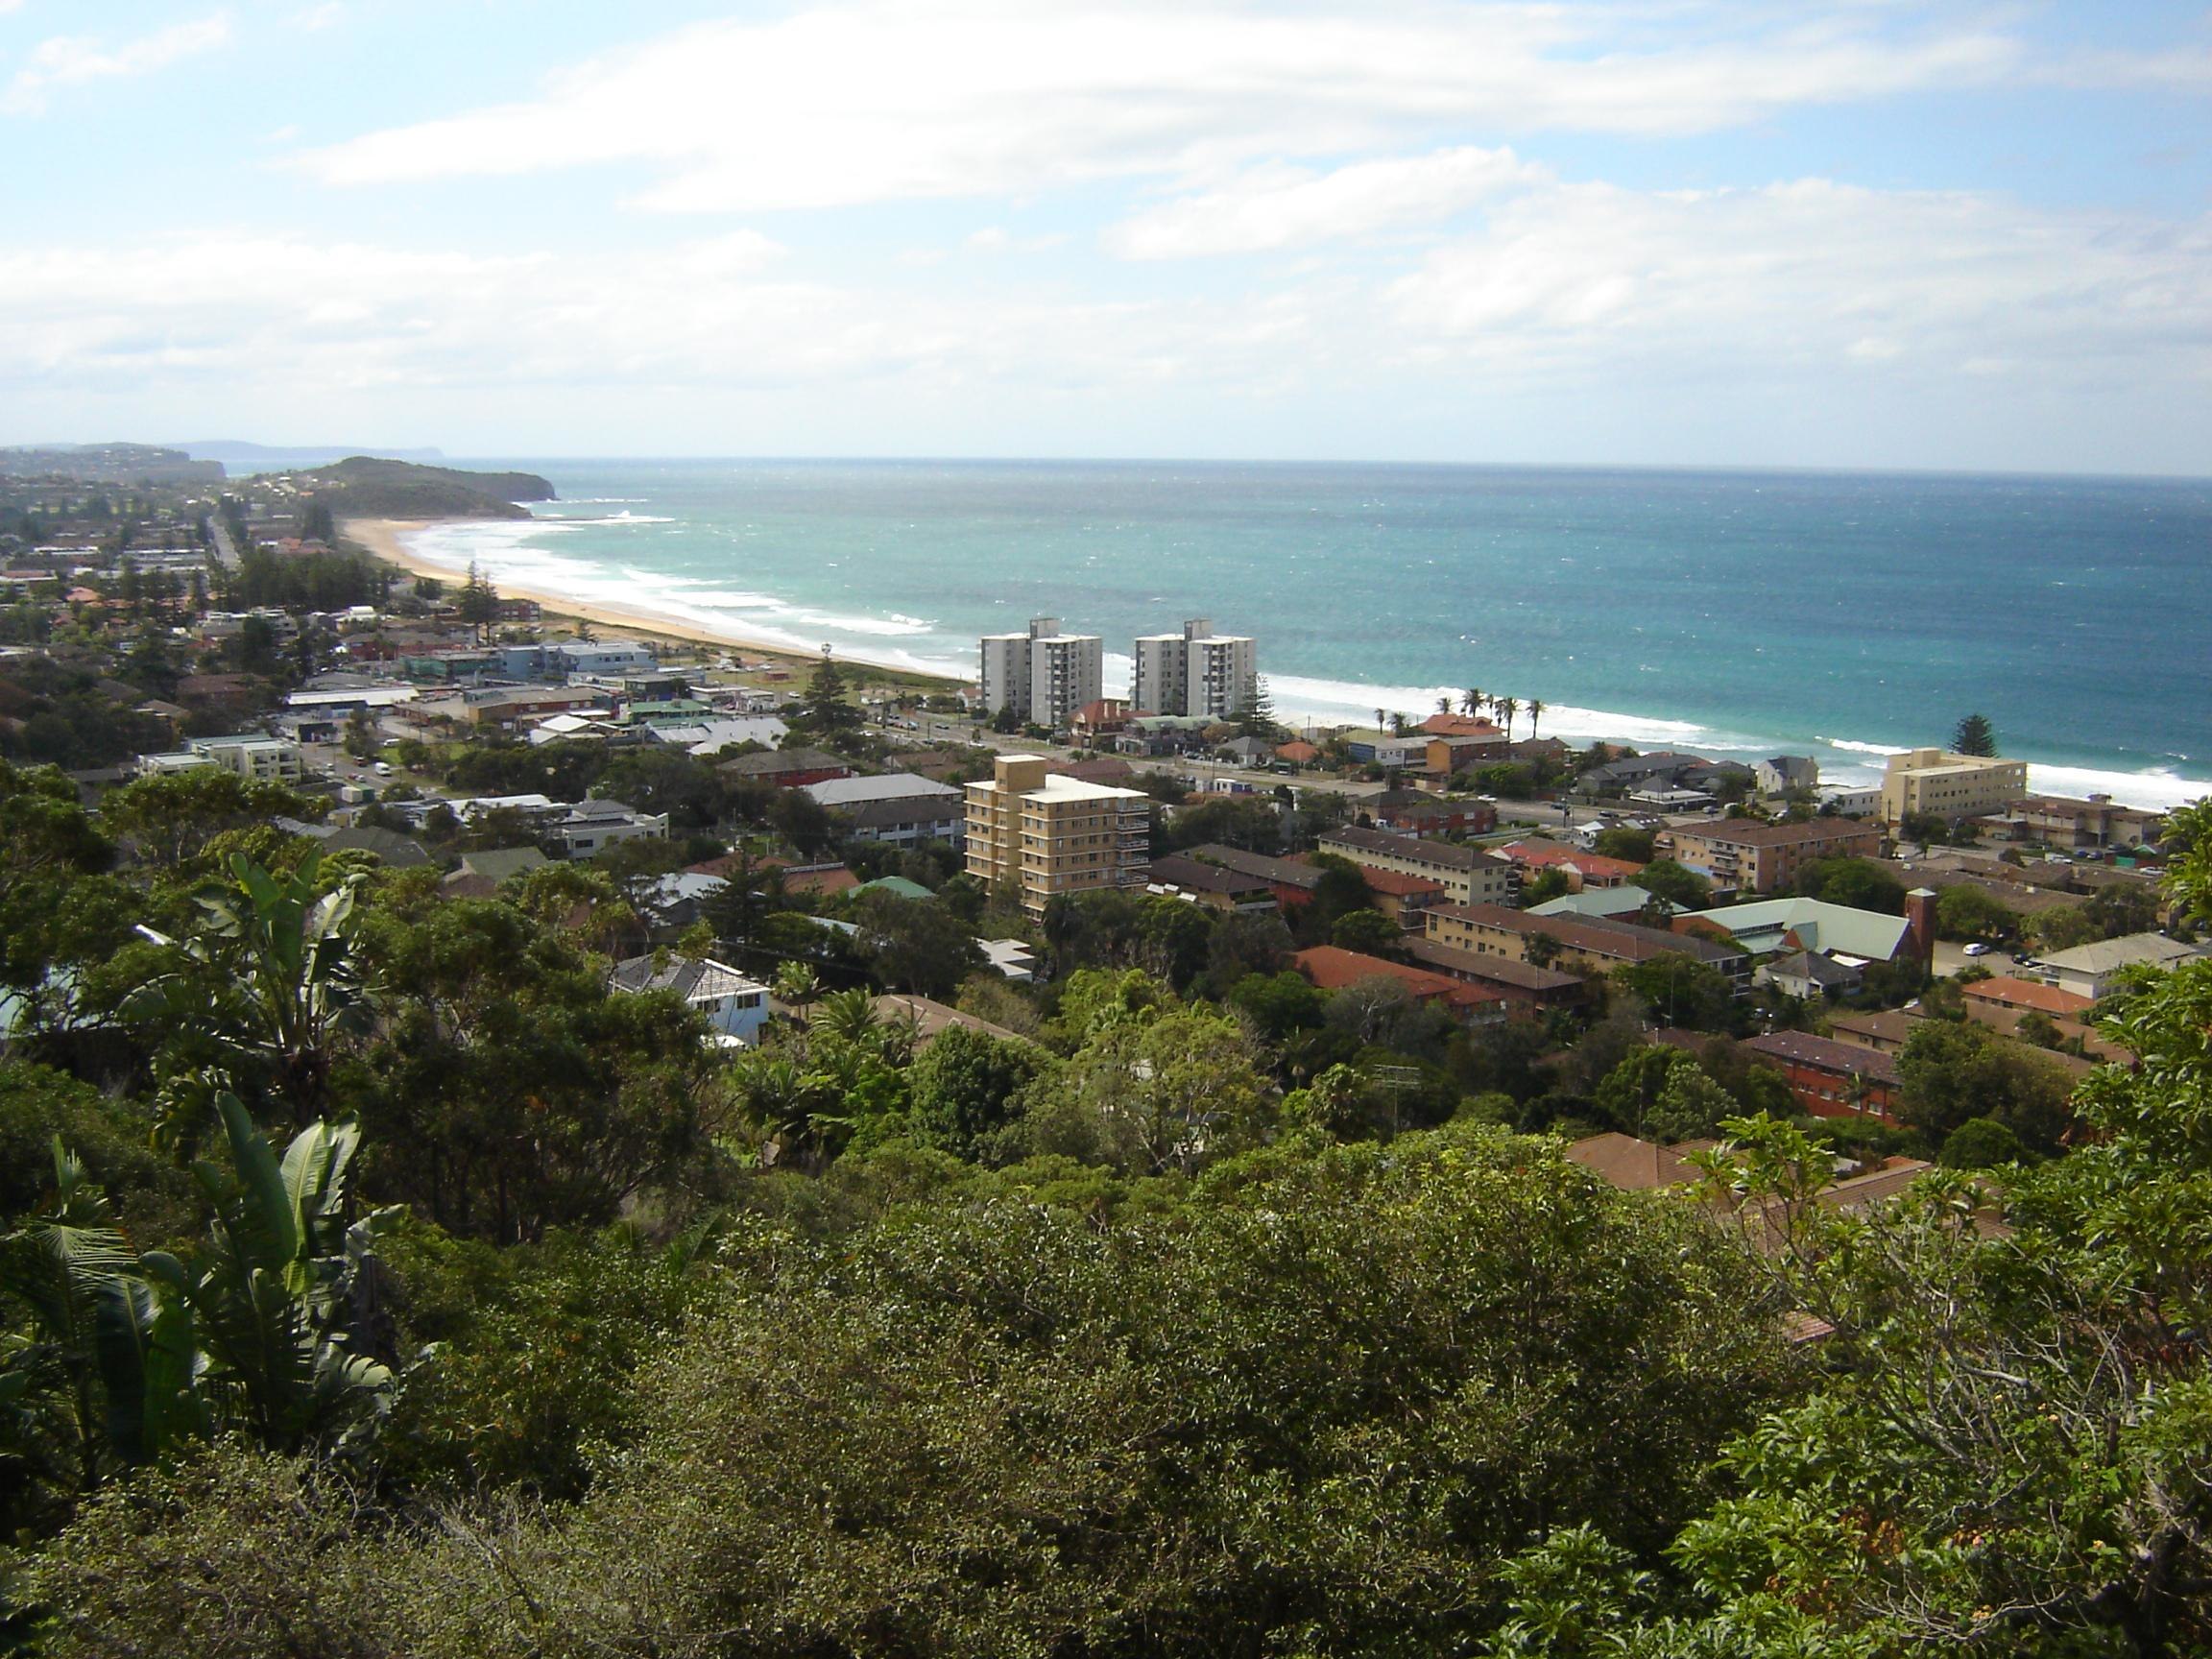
[609,955,769,1046]
[2026,932,2202,1000]
[977,616,1102,730]
[188,734,305,782]
[556,637,657,679]
[1131,618,1259,720]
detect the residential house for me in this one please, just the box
[1759,950,1864,999]
[2024,932,2202,1000]
[1754,756,1819,797]
[609,954,768,1046]
[1358,867,1450,929]
[551,798,669,859]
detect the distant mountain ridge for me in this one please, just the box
[177,440,447,467]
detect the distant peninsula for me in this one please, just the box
[283,455,556,520]
[176,439,447,466]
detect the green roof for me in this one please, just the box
[855,875,934,901]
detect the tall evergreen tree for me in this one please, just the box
[1953,711,1997,756]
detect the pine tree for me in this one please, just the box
[805,653,859,738]
[1232,677,1281,741]
[1953,711,1997,757]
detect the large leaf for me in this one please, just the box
[216,1091,297,1272]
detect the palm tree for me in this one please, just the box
[1497,695,1520,742]
[1461,688,1484,720]
[1435,695,1451,715]
[1527,699,1546,742]
[773,960,824,1020]
[1375,707,1388,739]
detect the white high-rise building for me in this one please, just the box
[1130,618,1258,719]
[978,617,1102,731]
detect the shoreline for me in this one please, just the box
[340,517,963,688]
[340,514,2205,814]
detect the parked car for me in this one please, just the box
[1962,942,1991,957]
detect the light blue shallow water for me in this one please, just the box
[405,459,2212,810]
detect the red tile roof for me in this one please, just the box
[1292,947,1504,1012]
[1960,975,2096,1017]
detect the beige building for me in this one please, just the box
[965,755,1152,916]
[1658,818,1882,895]
[1879,748,2030,826]
[1318,826,1517,905]
[978,617,1103,731]
[1131,617,1258,719]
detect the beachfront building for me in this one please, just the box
[964,754,1151,917]
[978,617,1103,731]
[1878,748,2031,827]
[1130,618,1258,720]
[556,637,657,679]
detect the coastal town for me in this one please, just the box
[1,445,2192,1185]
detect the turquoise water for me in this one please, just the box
[403,460,2212,810]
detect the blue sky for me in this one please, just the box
[2,1,2207,471]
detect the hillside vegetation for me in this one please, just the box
[289,455,555,520]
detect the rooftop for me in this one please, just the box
[1743,1029,1903,1086]
[2031,932,2200,975]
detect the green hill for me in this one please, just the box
[286,455,556,520]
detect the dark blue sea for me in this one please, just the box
[400,460,2211,809]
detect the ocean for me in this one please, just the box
[395,460,2211,812]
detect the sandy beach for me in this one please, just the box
[340,517,958,687]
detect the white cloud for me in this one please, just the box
[1107,146,1546,259]
[2,12,231,116]
[1385,179,2212,383]
[1,178,2204,469]
[294,2,2022,210]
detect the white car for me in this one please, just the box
[1962,942,1991,957]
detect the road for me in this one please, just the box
[205,512,240,571]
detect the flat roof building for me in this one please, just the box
[978,617,1102,732]
[964,754,1150,917]
[1879,748,2030,827]
[1131,618,1258,720]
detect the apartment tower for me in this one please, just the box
[1130,618,1259,719]
[977,616,1103,731]
[964,754,1152,916]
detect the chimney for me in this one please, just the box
[1904,887,1938,970]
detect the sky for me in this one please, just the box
[1,1,2208,472]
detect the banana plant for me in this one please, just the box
[126,850,373,1130]
[89,1094,400,1462]
[0,1141,147,1494]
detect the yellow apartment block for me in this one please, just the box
[1878,748,2030,825]
[964,755,1153,917]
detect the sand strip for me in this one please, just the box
[340,517,959,686]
